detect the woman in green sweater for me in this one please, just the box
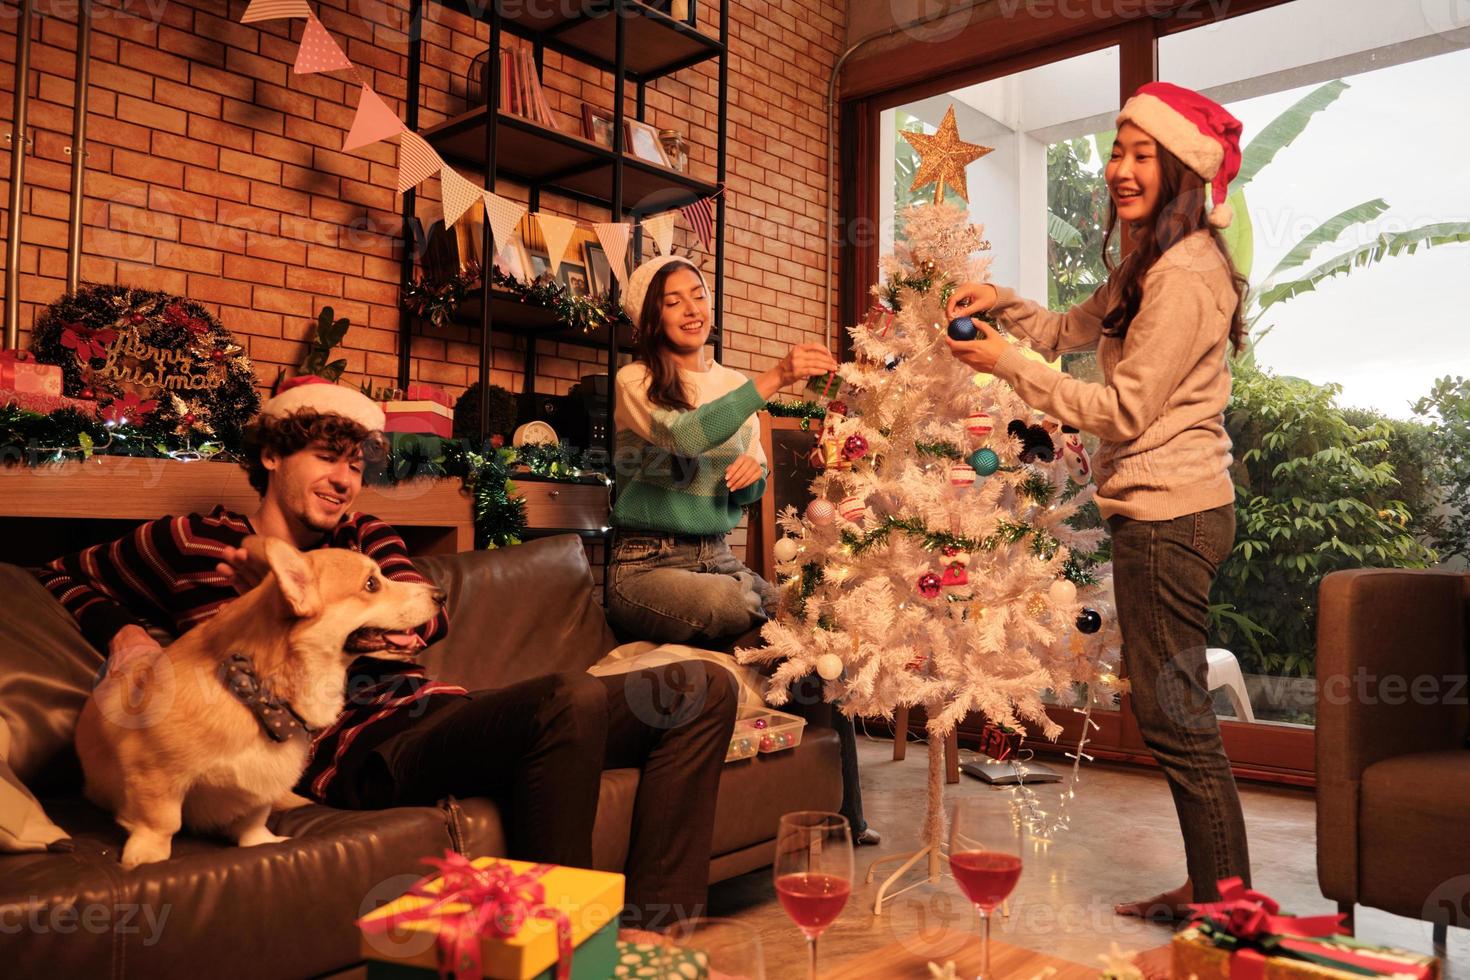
[945,83,1251,916]
[607,254,836,642]
[608,254,879,845]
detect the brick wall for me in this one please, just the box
[0,0,844,404]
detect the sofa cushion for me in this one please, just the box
[415,536,617,692]
[709,726,842,857]
[0,565,102,790]
[1359,749,1470,919]
[0,795,453,980]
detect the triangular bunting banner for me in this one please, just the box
[534,213,578,278]
[592,222,633,289]
[343,84,406,152]
[241,0,310,22]
[483,191,527,254]
[679,193,718,253]
[640,210,676,257]
[295,12,353,74]
[441,166,482,229]
[396,132,442,195]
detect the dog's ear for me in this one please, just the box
[260,537,322,619]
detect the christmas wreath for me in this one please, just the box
[30,283,260,447]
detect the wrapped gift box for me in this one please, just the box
[359,855,623,980]
[383,400,454,438]
[611,932,708,979]
[1173,879,1439,980]
[1173,925,1439,980]
[0,350,62,396]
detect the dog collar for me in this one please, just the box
[218,653,318,744]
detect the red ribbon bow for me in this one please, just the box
[358,852,574,980]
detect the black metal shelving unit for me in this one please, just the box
[396,0,730,451]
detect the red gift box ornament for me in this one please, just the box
[356,851,573,980]
[405,382,455,409]
[0,349,64,396]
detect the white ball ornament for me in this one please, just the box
[1048,579,1078,605]
[948,463,976,488]
[815,654,844,681]
[965,412,994,440]
[773,537,799,563]
[806,499,836,526]
[838,495,867,524]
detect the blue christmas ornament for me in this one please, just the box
[968,447,1000,477]
[947,316,978,341]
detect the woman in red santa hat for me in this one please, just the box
[945,82,1252,916]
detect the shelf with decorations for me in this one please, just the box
[396,0,731,468]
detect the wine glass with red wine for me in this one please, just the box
[774,811,853,980]
[948,798,1024,980]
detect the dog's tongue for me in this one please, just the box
[384,632,424,651]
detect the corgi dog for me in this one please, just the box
[75,535,445,869]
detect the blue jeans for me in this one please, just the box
[608,531,780,644]
[608,530,870,835]
[1108,503,1251,900]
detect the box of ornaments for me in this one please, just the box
[724,708,807,762]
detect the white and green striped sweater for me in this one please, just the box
[612,361,769,535]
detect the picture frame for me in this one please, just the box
[581,105,615,149]
[559,262,591,299]
[623,118,671,167]
[583,241,612,297]
[526,248,554,282]
[493,239,531,283]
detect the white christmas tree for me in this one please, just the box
[737,200,1124,899]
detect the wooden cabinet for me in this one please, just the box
[512,476,612,533]
[0,457,475,566]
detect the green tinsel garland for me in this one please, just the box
[764,399,827,422]
[832,513,1098,587]
[0,403,233,464]
[402,261,633,337]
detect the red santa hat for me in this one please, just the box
[1115,82,1244,229]
[259,375,385,431]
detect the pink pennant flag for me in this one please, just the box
[343,84,406,152]
[295,12,353,75]
[678,189,722,253]
[640,210,676,257]
[592,222,633,288]
[482,191,527,255]
[441,166,482,229]
[241,0,311,23]
[396,132,442,195]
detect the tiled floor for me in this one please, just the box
[708,734,1468,977]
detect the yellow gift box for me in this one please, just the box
[1172,925,1440,980]
[358,857,624,980]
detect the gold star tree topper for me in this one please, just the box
[902,105,994,205]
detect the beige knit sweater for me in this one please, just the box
[989,230,1237,522]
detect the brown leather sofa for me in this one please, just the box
[1315,567,1469,954]
[0,534,841,978]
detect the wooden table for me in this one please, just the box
[826,931,1098,979]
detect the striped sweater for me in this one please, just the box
[32,506,467,805]
[612,361,769,536]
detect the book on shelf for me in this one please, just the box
[488,46,557,132]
